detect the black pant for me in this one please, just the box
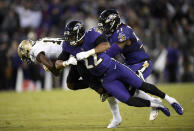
[67,62,104,94]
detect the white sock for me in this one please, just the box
[107,97,121,121]
[164,94,175,104]
[134,90,155,102]
[150,101,163,108]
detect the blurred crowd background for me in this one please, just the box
[0,0,194,90]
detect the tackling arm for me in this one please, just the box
[78,41,110,59]
[55,51,77,70]
[76,35,110,60]
[106,40,131,58]
[92,33,111,53]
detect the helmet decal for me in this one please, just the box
[98,9,121,36]
[105,14,117,23]
[64,21,85,46]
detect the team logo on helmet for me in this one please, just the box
[17,40,34,64]
[105,14,117,23]
[64,21,85,46]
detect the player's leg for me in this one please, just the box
[76,61,104,94]
[129,61,160,120]
[66,65,89,90]
[115,61,183,115]
[128,61,158,103]
[77,62,122,128]
[102,79,170,116]
[139,82,184,115]
[107,97,122,128]
[133,90,161,120]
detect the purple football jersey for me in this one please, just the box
[63,27,112,76]
[109,24,150,65]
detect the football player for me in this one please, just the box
[56,21,182,124]
[17,37,120,128]
[98,9,183,118]
[55,21,169,128]
[98,9,158,121]
[17,37,69,76]
[17,37,105,93]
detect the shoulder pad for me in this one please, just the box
[87,27,102,34]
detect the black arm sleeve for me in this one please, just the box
[58,51,70,61]
[94,34,108,46]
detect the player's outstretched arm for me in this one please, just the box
[94,41,110,53]
[76,42,110,60]
[55,55,77,69]
[36,52,60,76]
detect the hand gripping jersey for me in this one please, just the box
[30,37,63,63]
[63,27,112,77]
[109,24,150,65]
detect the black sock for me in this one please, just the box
[126,97,150,107]
[139,82,165,99]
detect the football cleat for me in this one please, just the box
[157,106,170,117]
[107,118,122,128]
[150,107,158,121]
[149,98,162,120]
[153,98,170,117]
[171,103,184,115]
[167,97,184,115]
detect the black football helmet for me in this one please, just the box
[64,20,85,46]
[98,9,121,36]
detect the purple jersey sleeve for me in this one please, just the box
[105,43,122,58]
[109,24,150,65]
[83,28,103,50]
[117,25,140,44]
[82,28,112,76]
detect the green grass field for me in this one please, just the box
[0,84,194,131]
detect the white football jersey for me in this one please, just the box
[30,37,64,63]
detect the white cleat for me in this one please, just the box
[107,119,122,128]
[149,98,162,121]
[149,107,159,121]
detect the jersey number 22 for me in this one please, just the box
[84,54,103,69]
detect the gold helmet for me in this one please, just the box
[17,40,34,63]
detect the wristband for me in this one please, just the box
[62,61,68,67]
[87,49,95,56]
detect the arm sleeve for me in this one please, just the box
[94,34,108,46]
[58,51,70,61]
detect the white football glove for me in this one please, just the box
[76,49,95,60]
[63,55,77,66]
